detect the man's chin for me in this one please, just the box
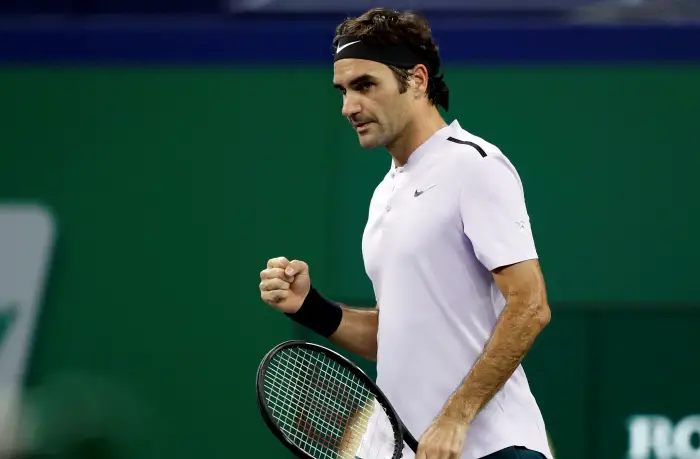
[357,134,383,150]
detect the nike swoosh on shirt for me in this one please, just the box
[414,184,437,197]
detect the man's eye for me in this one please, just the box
[352,82,373,92]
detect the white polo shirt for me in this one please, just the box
[359,120,552,459]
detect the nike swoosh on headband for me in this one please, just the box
[336,40,361,55]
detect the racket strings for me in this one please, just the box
[262,347,398,459]
[267,350,364,454]
[265,348,373,455]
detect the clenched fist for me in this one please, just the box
[259,257,311,314]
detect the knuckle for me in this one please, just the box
[269,291,287,302]
[264,281,276,291]
[268,295,282,304]
[270,279,287,289]
[276,280,290,289]
[291,259,306,269]
[267,257,289,269]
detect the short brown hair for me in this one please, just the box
[333,8,450,110]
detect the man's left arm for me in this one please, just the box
[441,258,550,424]
[415,154,550,459]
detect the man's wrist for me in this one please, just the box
[285,286,343,337]
[442,390,479,424]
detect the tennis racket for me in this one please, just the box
[256,340,419,459]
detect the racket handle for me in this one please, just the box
[404,431,419,453]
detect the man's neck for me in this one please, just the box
[388,107,448,167]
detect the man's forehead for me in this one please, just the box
[333,59,386,85]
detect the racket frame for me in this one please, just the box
[255,339,418,459]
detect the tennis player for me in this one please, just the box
[259,7,553,459]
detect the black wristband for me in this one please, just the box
[285,287,343,337]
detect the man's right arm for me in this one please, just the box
[259,257,378,361]
[329,305,379,361]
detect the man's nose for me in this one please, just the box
[341,93,361,118]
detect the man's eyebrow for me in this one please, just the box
[333,74,375,90]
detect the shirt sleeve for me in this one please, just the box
[459,155,538,271]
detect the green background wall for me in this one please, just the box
[0,66,698,459]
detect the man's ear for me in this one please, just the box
[410,64,430,98]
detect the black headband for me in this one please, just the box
[332,35,449,111]
[333,36,437,75]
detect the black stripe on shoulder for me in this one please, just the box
[447,137,487,158]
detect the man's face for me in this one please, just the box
[333,59,413,150]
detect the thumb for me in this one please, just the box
[285,260,309,277]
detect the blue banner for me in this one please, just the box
[0,18,698,64]
[225,0,597,12]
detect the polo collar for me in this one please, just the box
[390,120,459,175]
